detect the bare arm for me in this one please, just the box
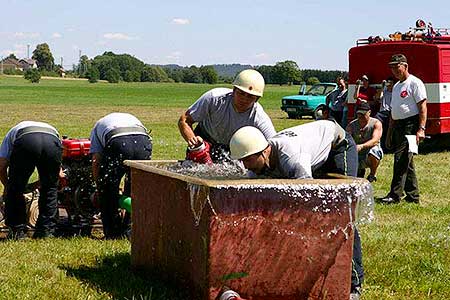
[91,153,102,184]
[358,120,383,151]
[417,99,427,143]
[178,111,203,147]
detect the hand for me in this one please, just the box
[416,128,425,144]
[357,144,364,152]
[59,168,67,178]
[187,135,203,148]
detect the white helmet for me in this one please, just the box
[230,126,269,160]
[232,69,265,97]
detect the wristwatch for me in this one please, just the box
[419,125,426,131]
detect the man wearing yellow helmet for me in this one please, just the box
[178,69,276,162]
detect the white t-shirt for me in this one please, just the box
[188,88,276,145]
[391,74,427,120]
[89,113,148,153]
[267,120,341,179]
[0,121,59,159]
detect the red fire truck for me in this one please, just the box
[347,20,450,136]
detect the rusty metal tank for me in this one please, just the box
[124,160,373,300]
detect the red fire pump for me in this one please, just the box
[57,137,98,235]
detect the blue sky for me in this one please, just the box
[1,0,447,70]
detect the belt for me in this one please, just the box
[393,114,419,126]
[16,126,59,140]
[105,126,148,143]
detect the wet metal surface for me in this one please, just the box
[126,160,373,300]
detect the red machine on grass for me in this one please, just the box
[57,137,98,235]
[347,20,450,136]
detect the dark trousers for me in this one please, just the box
[98,134,152,238]
[317,132,363,288]
[375,110,391,152]
[389,115,419,201]
[330,110,344,128]
[5,133,62,234]
[319,132,358,178]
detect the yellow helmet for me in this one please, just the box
[230,126,268,160]
[232,69,265,97]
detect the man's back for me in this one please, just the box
[268,121,339,178]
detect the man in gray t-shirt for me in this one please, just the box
[178,69,276,162]
[229,121,357,179]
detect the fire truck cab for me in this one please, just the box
[347,21,450,136]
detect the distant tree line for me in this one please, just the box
[256,61,348,85]
[301,69,348,84]
[75,52,219,84]
[15,42,347,84]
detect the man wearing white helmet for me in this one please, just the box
[230,121,357,178]
[178,69,276,162]
[230,122,364,299]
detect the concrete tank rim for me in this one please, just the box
[124,160,368,188]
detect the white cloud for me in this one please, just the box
[254,53,270,60]
[171,18,190,25]
[2,44,27,57]
[14,44,27,50]
[103,33,137,40]
[166,51,182,61]
[52,32,62,38]
[13,32,40,39]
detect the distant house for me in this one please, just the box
[1,57,22,71]
[19,58,37,70]
[1,57,37,72]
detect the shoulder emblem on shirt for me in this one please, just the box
[400,90,408,98]
[278,130,297,137]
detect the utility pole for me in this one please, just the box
[27,44,30,59]
[78,50,82,75]
[1,56,3,75]
[60,57,63,68]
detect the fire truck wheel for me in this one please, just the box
[28,199,39,228]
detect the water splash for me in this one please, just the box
[166,160,249,180]
[188,183,210,226]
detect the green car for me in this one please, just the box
[281,83,338,119]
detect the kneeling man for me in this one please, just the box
[346,102,383,182]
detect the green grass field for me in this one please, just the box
[0,76,449,300]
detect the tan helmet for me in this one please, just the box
[232,69,265,97]
[230,126,269,160]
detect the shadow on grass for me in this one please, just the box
[419,134,450,154]
[62,252,187,300]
